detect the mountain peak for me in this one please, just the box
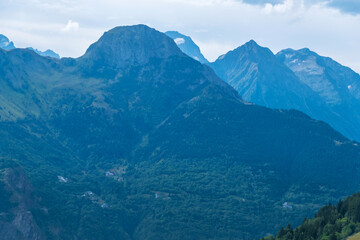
[216,40,274,63]
[81,25,184,70]
[245,39,259,47]
[241,40,271,55]
[210,39,317,113]
[0,34,16,50]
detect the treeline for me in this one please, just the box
[262,193,360,240]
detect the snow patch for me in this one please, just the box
[174,38,185,45]
[218,54,226,60]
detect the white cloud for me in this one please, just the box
[62,20,80,32]
[263,0,296,14]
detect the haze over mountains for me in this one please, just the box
[169,32,360,142]
[0,25,360,240]
[0,34,60,59]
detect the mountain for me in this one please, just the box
[165,31,209,64]
[277,48,360,141]
[0,25,360,240]
[0,34,60,58]
[210,40,325,113]
[27,47,60,59]
[210,40,360,142]
[0,34,15,50]
[263,192,360,240]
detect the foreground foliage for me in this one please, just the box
[263,193,360,240]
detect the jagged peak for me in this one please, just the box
[245,39,259,47]
[215,39,274,63]
[0,34,16,50]
[241,40,271,54]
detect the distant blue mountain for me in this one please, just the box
[27,47,60,59]
[277,48,360,141]
[165,31,209,64]
[0,34,60,58]
[210,40,360,141]
[210,40,324,116]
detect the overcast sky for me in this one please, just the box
[1,0,360,72]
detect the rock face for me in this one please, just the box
[0,25,360,240]
[165,31,209,64]
[0,165,45,240]
[210,40,360,141]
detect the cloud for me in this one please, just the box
[62,20,79,32]
[262,0,297,14]
[241,0,360,14]
[242,0,283,5]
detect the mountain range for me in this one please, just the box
[170,34,360,142]
[0,25,360,240]
[0,34,60,58]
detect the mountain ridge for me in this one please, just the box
[210,40,325,115]
[0,33,60,59]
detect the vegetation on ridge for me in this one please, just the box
[263,193,360,240]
